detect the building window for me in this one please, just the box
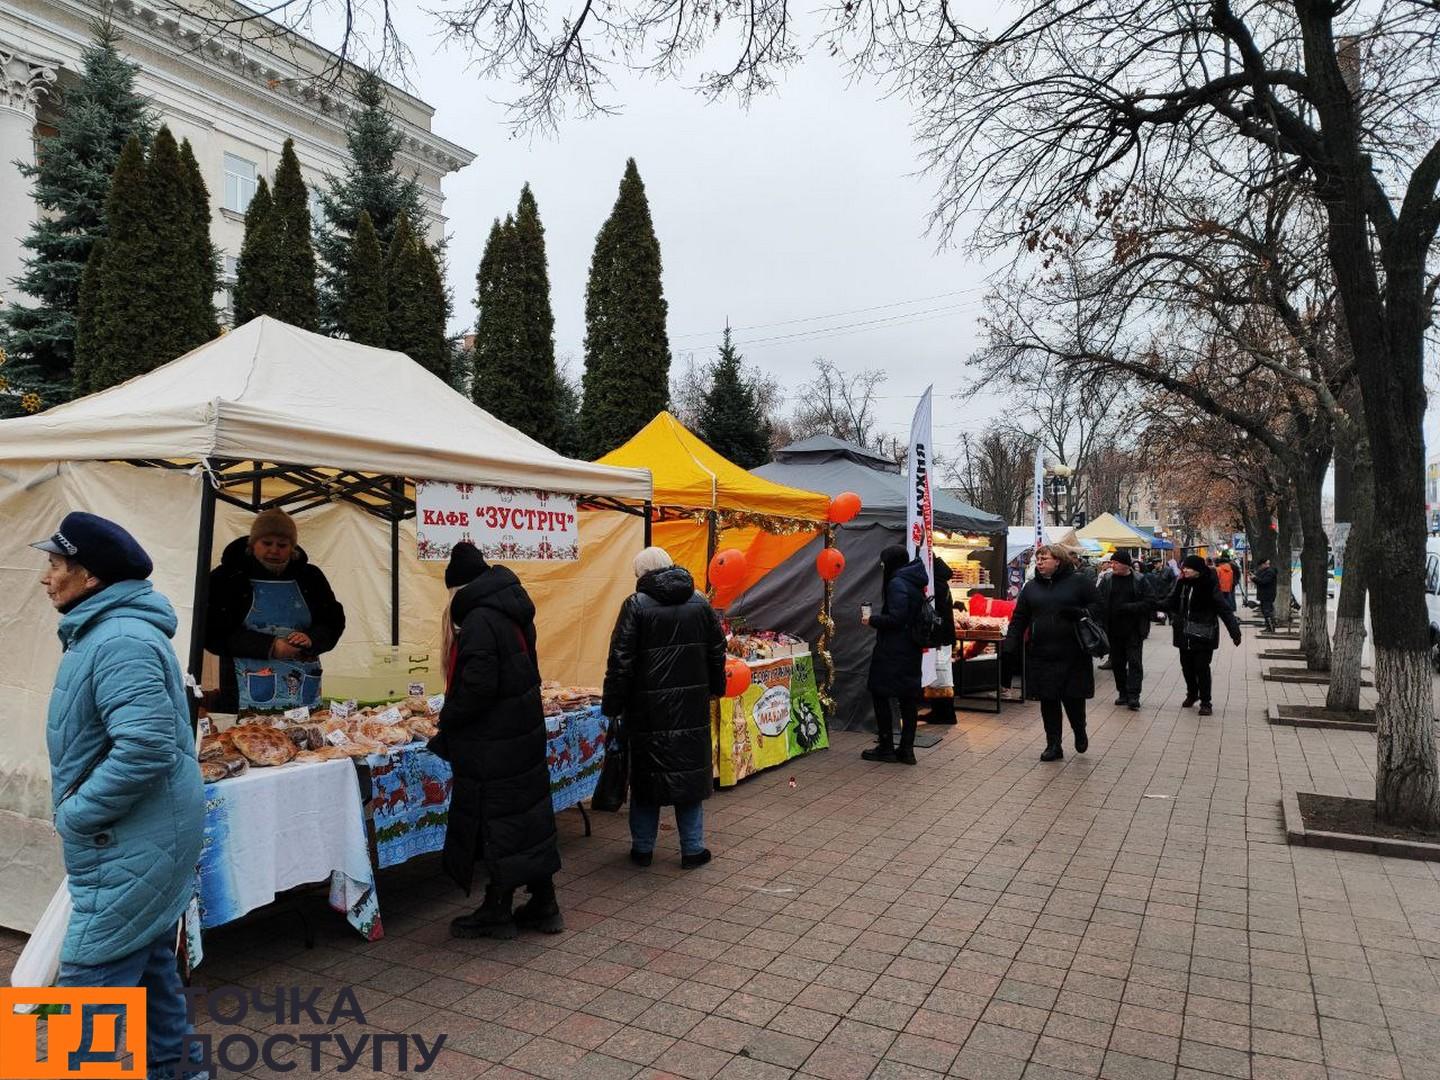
[224,153,258,213]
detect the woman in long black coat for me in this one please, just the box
[1162,554,1242,716]
[430,542,562,939]
[926,557,959,725]
[1003,544,1097,761]
[863,546,930,765]
[603,547,727,869]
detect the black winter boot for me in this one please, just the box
[514,876,565,934]
[450,884,517,939]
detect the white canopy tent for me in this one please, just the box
[0,318,653,932]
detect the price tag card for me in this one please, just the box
[330,700,354,719]
[284,706,311,722]
[408,682,426,697]
[426,694,445,715]
[325,729,352,747]
[376,707,404,726]
[197,715,212,738]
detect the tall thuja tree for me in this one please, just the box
[509,186,560,444]
[341,210,387,346]
[471,217,519,411]
[77,128,211,391]
[318,70,430,334]
[232,178,274,325]
[0,22,154,414]
[178,138,219,343]
[386,213,449,380]
[581,159,671,457]
[267,140,318,329]
[697,325,771,467]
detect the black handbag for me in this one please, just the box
[1075,613,1110,658]
[1183,617,1216,644]
[590,720,629,812]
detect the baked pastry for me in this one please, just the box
[220,753,249,778]
[230,726,298,766]
[360,720,412,746]
[200,760,228,783]
[293,746,349,763]
[198,735,230,762]
[406,716,438,739]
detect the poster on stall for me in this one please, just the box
[415,480,579,562]
[714,654,828,787]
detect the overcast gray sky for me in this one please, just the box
[352,8,1003,455]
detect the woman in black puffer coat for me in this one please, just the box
[863,546,930,765]
[1003,544,1097,761]
[603,547,727,869]
[1162,554,1242,716]
[431,542,562,940]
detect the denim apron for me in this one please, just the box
[235,578,322,709]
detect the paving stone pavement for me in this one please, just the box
[4,624,1440,1080]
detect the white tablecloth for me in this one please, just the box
[195,759,378,937]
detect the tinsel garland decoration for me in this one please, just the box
[656,505,823,536]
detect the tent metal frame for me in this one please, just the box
[119,458,653,688]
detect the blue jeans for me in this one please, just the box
[630,801,704,855]
[59,930,202,1080]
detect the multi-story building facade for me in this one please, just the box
[1,0,473,320]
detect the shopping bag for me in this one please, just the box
[1074,614,1110,658]
[590,722,628,812]
[11,877,70,992]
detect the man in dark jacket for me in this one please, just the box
[863,547,930,765]
[1251,558,1279,631]
[1092,551,1155,710]
[431,542,562,939]
[205,508,346,712]
[603,546,726,869]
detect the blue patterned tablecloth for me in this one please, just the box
[365,705,608,870]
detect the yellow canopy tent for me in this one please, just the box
[1076,512,1152,549]
[597,412,832,606]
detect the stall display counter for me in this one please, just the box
[714,644,828,788]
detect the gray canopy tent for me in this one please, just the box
[730,436,1006,731]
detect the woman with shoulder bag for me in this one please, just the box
[1002,544,1098,762]
[1163,554,1243,716]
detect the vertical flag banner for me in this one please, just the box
[907,386,937,685]
[1034,446,1046,554]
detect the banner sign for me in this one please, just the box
[1034,447,1046,554]
[414,480,579,562]
[906,386,937,685]
[715,655,827,788]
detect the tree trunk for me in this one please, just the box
[1326,436,1371,711]
[1274,501,1296,628]
[1294,456,1332,670]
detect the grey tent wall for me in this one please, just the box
[727,523,897,733]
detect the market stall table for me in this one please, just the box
[714,650,827,787]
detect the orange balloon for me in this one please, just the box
[723,657,751,697]
[828,492,862,524]
[816,548,846,581]
[709,548,748,589]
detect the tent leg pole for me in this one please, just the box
[390,478,402,648]
[705,511,718,590]
[187,469,217,699]
[643,501,652,547]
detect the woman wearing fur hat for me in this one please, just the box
[204,508,346,712]
[1162,554,1242,716]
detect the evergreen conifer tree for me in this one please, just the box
[232,178,274,325]
[317,70,430,333]
[76,128,213,391]
[580,159,671,457]
[341,210,388,346]
[178,138,219,342]
[71,239,105,395]
[471,217,518,412]
[0,22,153,414]
[386,213,449,380]
[697,326,771,467]
[267,139,318,329]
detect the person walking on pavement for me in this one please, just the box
[1163,554,1243,716]
[602,546,727,869]
[1003,544,1097,761]
[862,545,929,765]
[1251,557,1279,631]
[1214,555,1238,611]
[34,512,207,1080]
[1097,557,1115,671]
[432,542,563,939]
[1091,551,1155,710]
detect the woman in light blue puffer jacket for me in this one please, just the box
[36,511,205,1080]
